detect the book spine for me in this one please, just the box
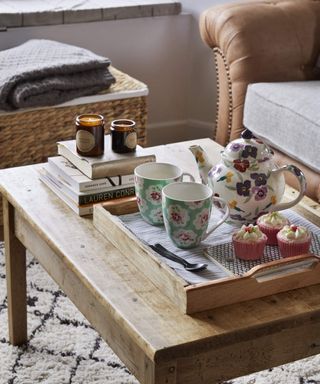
[48,160,134,192]
[78,205,94,216]
[79,174,135,192]
[79,186,136,205]
[57,140,156,179]
[91,155,156,178]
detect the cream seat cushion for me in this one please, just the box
[243,81,320,173]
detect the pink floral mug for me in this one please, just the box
[162,182,230,249]
[134,163,194,225]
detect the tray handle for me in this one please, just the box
[244,254,319,283]
[101,196,138,215]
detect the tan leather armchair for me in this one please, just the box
[200,0,320,201]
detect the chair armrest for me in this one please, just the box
[200,0,320,145]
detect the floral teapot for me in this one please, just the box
[189,129,306,225]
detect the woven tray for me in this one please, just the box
[0,66,148,226]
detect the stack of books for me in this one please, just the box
[39,135,156,215]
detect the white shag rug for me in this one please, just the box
[1,242,320,384]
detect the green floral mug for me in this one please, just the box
[134,163,194,225]
[162,182,230,249]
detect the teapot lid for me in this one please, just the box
[222,129,273,163]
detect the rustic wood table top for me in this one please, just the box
[1,138,320,384]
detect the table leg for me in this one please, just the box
[154,362,177,384]
[3,198,27,345]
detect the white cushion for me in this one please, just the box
[243,81,320,172]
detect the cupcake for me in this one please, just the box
[257,211,290,245]
[232,224,267,260]
[277,224,311,258]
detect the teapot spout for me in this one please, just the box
[189,145,212,185]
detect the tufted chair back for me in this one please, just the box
[200,0,320,145]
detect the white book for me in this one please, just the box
[39,170,93,216]
[57,135,156,179]
[41,165,135,205]
[48,156,135,192]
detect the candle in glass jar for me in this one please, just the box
[76,114,104,157]
[110,119,137,153]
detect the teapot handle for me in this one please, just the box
[205,196,230,238]
[271,165,307,212]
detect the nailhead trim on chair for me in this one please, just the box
[213,47,233,144]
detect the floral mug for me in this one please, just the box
[134,162,194,225]
[162,182,230,249]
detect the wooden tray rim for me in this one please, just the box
[93,200,320,314]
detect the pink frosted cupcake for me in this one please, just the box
[257,211,290,245]
[232,224,267,260]
[277,225,311,258]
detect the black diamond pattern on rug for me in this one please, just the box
[0,242,320,383]
[0,242,137,384]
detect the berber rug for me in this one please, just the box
[0,243,320,384]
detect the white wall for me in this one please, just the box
[0,1,232,145]
[180,0,233,142]
[182,0,230,16]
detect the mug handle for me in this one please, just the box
[205,196,230,239]
[182,172,195,182]
[271,165,307,212]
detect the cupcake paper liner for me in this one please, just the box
[257,223,279,245]
[232,236,267,260]
[257,218,290,245]
[277,237,311,258]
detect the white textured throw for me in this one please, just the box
[0,39,115,110]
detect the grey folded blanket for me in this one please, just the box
[0,39,115,110]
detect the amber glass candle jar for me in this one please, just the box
[76,114,104,157]
[110,119,137,153]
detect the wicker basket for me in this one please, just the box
[0,66,148,226]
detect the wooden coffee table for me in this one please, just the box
[1,138,320,384]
